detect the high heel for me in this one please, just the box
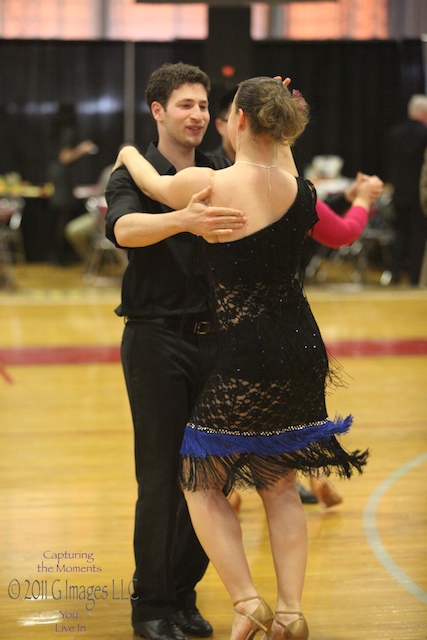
[309,475,343,508]
[233,595,274,640]
[273,611,309,640]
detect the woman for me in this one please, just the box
[114,77,368,640]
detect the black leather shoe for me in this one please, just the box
[172,608,213,637]
[297,482,318,504]
[133,618,189,640]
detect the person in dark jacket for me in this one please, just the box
[386,94,427,285]
[105,62,245,640]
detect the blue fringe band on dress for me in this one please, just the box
[180,415,353,459]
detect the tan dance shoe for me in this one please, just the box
[309,476,343,508]
[273,611,309,640]
[233,595,274,640]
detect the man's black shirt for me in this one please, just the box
[105,143,229,319]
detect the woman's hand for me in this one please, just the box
[274,76,291,87]
[345,172,384,204]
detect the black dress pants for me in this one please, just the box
[121,320,217,622]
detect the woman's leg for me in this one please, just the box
[258,473,308,631]
[184,488,268,640]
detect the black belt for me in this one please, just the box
[125,315,214,335]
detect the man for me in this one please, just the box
[386,94,427,285]
[206,88,237,164]
[105,63,245,640]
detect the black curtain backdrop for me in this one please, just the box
[0,40,125,185]
[253,39,426,178]
[0,37,424,199]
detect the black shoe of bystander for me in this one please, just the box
[297,482,318,504]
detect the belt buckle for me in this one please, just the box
[194,320,211,335]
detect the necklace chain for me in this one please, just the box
[235,160,278,169]
[234,160,277,190]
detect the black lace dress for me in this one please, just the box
[180,178,368,492]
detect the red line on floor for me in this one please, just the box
[327,338,427,357]
[0,339,426,367]
[0,345,120,365]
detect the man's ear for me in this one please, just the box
[151,101,164,123]
[215,117,227,136]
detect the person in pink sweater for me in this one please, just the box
[312,172,383,248]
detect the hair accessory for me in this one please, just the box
[291,89,308,116]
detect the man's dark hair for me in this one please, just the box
[216,87,238,120]
[145,62,211,109]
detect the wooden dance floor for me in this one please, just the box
[0,264,426,639]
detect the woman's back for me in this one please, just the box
[207,163,299,242]
[205,176,316,312]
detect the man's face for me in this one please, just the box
[153,83,210,149]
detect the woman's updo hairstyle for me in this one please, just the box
[234,76,309,145]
